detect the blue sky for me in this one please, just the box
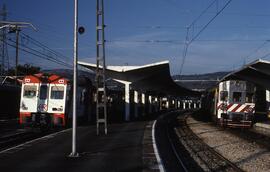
[2,0,270,75]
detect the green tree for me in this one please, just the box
[7,64,41,76]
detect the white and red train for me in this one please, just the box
[215,80,255,127]
[19,73,91,128]
[202,80,256,128]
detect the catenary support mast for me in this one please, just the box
[96,0,107,135]
[0,4,9,75]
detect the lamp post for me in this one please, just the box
[69,0,79,157]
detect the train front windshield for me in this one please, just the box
[220,91,228,101]
[23,85,37,98]
[50,86,64,99]
[232,92,242,103]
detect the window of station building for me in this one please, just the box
[23,85,37,98]
[220,91,228,101]
[233,92,242,102]
[246,92,254,103]
[51,86,64,99]
[39,85,48,100]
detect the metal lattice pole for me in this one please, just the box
[96,0,107,135]
[0,4,9,76]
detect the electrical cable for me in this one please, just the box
[6,38,72,67]
[179,0,233,77]
[2,38,72,68]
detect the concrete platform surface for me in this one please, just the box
[0,121,148,172]
[254,121,270,129]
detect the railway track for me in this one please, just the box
[155,110,202,172]
[0,130,36,150]
[155,110,243,172]
[0,118,19,131]
[0,128,63,152]
[175,113,244,172]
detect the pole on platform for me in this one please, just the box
[14,28,20,85]
[69,0,79,158]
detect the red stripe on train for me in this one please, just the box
[231,104,242,112]
[240,105,250,112]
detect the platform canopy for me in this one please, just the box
[78,60,199,97]
[221,59,270,89]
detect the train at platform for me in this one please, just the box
[202,80,262,128]
[19,73,94,129]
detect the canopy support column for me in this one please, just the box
[134,90,138,118]
[148,95,152,113]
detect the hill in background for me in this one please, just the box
[173,71,230,91]
[172,71,230,81]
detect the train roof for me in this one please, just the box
[22,73,69,84]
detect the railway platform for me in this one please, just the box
[253,121,270,136]
[0,119,152,172]
[254,121,270,129]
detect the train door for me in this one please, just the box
[37,84,49,113]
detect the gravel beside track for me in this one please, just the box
[175,115,242,172]
[187,116,270,172]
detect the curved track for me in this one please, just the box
[154,110,243,172]
[154,110,202,172]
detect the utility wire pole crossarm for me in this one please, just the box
[0,20,36,82]
[96,0,108,135]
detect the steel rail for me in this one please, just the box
[176,114,244,172]
[166,117,189,172]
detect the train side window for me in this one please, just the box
[40,85,48,99]
[220,91,228,101]
[51,86,64,99]
[246,92,254,103]
[23,85,37,98]
[233,92,242,102]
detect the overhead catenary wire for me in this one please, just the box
[226,40,270,71]
[107,39,270,43]
[7,38,72,68]
[20,32,73,62]
[6,37,72,67]
[242,40,269,62]
[2,38,72,68]
[179,0,233,77]
[189,0,233,44]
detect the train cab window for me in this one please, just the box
[51,86,64,99]
[220,91,228,101]
[246,92,254,103]
[39,85,48,100]
[23,85,37,98]
[233,92,242,102]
